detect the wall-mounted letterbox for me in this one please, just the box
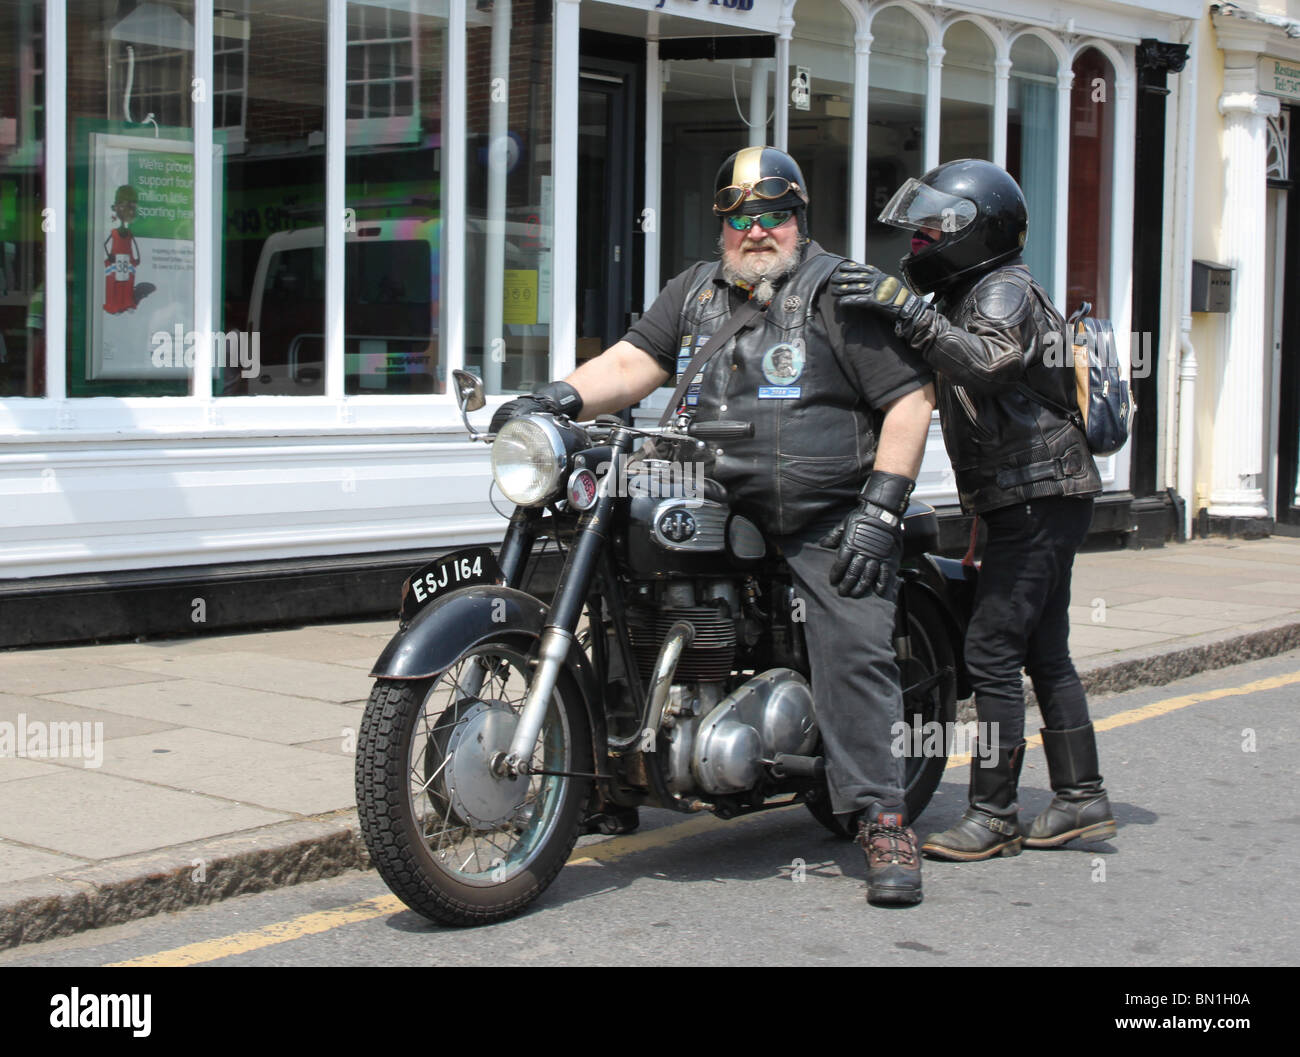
[1191,260,1233,313]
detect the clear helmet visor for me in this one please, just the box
[878,178,977,235]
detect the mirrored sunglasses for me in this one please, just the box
[724,210,795,232]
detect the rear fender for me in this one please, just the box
[369,585,607,769]
[900,555,977,699]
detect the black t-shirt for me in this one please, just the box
[622,253,931,411]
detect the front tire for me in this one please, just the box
[356,640,593,926]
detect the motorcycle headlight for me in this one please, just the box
[491,415,570,506]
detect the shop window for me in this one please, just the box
[790,0,854,257]
[464,1,553,395]
[0,0,45,397]
[217,0,327,397]
[1067,46,1114,319]
[1008,33,1059,294]
[343,0,445,395]
[864,4,926,270]
[65,0,196,397]
[939,20,994,164]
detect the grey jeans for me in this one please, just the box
[776,517,907,820]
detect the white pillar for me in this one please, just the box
[482,0,511,393]
[644,33,662,309]
[850,27,872,262]
[748,59,770,148]
[192,0,214,399]
[1053,67,1073,311]
[443,0,467,374]
[1209,69,1279,518]
[43,0,66,402]
[550,0,580,382]
[775,22,792,150]
[1108,66,1136,493]
[993,56,1010,168]
[925,42,944,171]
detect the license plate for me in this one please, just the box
[400,546,502,623]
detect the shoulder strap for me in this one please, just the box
[657,299,766,426]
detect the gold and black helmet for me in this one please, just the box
[713,146,810,216]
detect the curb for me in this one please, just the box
[0,811,369,951]
[5,620,1300,952]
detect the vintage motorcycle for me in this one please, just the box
[354,370,976,926]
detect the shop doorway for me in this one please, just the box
[1272,107,1299,529]
[576,57,638,362]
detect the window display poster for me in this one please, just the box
[85,133,197,380]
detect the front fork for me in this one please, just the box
[495,425,638,777]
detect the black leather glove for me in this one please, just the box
[820,470,915,600]
[830,260,933,335]
[489,380,584,433]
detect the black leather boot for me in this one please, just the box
[922,740,1025,861]
[1023,723,1116,848]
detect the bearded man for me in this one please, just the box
[490,147,936,907]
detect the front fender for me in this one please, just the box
[369,585,606,764]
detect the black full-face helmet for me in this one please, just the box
[713,146,810,217]
[879,159,1028,295]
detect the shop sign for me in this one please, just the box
[592,0,779,34]
[1259,56,1300,102]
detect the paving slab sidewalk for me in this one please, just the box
[3,536,1300,949]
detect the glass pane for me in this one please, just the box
[217,0,327,396]
[659,56,770,285]
[1009,34,1059,294]
[940,20,994,164]
[865,5,926,271]
[789,0,854,257]
[464,4,553,394]
[66,0,195,397]
[0,0,45,397]
[1068,47,1114,318]
[344,0,446,396]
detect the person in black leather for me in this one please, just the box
[832,159,1116,862]
[492,146,936,906]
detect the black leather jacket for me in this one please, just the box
[900,259,1101,514]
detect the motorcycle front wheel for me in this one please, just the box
[356,641,593,926]
[805,588,957,838]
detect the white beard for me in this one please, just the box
[717,230,801,303]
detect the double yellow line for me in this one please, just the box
[111,668,1300,967]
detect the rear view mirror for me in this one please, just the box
[452,369,485,412]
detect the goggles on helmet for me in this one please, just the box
[878,178,977,235]
[714,177,805,215]
[723,210,795,232]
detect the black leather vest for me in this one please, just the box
[676,244,877,537]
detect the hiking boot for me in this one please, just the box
[1023,723,1116,848]
[922,740,1026,861]
[858,804,923,907]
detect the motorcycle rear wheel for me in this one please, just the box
[805,588,958,838]
[356,641,593,926]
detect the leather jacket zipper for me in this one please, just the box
[953,385,993,440]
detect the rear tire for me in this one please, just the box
[356,641,593,926]
[806,585,957,838]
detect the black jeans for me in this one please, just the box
[964,496,1094,747]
